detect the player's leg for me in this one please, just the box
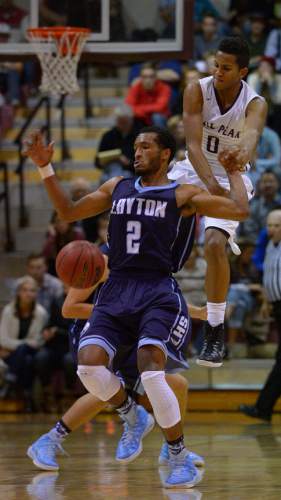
[27,393,106,471]
[77,326,154,464]
[138,345,201,488]
[196,227,229,367]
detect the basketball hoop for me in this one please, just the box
[27,27,91,95]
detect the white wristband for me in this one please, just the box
[37,163,55,180]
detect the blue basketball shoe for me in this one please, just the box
[163,454,202,489]
[158,442,205,467]
[27,434,66,471]
[116,405,155,463]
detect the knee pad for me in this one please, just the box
[141,370,181,428]
[77,365,121,401]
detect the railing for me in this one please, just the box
[14,95,51,227]
[0,162,14,251]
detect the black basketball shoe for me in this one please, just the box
[196,322,225,367]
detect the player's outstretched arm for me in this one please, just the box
[183,82,227,196]
[23,131,120,222]
[176,170,249,221]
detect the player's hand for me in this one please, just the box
[22,131,54,168]
[218,146,249,173]
[197,305,207,321]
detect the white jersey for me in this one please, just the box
[189,75,263,177]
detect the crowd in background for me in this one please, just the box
[1,0,281,410]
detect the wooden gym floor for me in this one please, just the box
[0,412,281,500]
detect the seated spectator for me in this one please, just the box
[194,14,221,61]
[0,0,27,40]
[25,253,64,313]
[43,211,85,276]
[225,238,260,356]
[264,18,281,73]
[239,170,281,242]
[95,104,141,183]
[34,288,76,412]
[128,60,182,115]
[244,289,272,359]
[158,0,176,39]
[69,177,99,243]
[247,57,281,132]
[247,126,281,188]
[0,276,47,410]
[245,13,268,72]
[126,63,171,127]
[0,22,23,106]
[167,115,185,161]
[194,0,220,32]
[94,212,110,246]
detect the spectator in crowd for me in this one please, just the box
[95,104,141,182]
[94,212,109,246]
[167,115,185,161]
[247,56,281,131]
[0,276,47,410]
[126,63,171,127]
[34,288,76,412]
[70,177,99,243]
[244,288,272,359]
[158,0,176,39]
[0,22,23,106]
[264,18,281,73]
[194,0,220,32]
[175,245,207,308]
[0,0,27,40]
[226,238,260,356]
[247,126,281,188]
[240,209,281,421]
[25,253,64,313]
[43,211,85,276]
[245,13,268,72]
[194,14,221,61]
[239,170,281,242]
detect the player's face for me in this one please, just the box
[213,52,248,90]
[134,133,168,175]
[267,212,281,243]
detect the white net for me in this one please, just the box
[27,28,90,95]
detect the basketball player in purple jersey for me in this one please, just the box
[24,126,248,488]
[168,36,267,367]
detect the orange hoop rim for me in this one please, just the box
[27,26,91,39]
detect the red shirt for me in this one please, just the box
[126,80,171,125]
[0,6,27,28]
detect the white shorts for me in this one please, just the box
[168,159,254,254]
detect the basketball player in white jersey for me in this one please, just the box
[168,36,268,367]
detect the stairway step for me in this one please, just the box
[5,127,107,142]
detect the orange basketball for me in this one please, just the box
[56,240,105,289]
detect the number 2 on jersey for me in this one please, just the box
[126,221,141,254]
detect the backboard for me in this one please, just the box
[0,0,193,61]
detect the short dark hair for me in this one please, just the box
[27,252,45,263]
[217,36,250,68]
[139,126,177,163]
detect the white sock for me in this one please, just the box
[141,371,181,428]
[207,302,226,327]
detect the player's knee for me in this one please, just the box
[78,345,109,366]
[77,365,120,401]
[137,345,166,373]
[205,231,227,259]
[166,373,188,394]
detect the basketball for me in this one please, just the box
[56,240,105,289]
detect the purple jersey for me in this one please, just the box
[108,177,196,276]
